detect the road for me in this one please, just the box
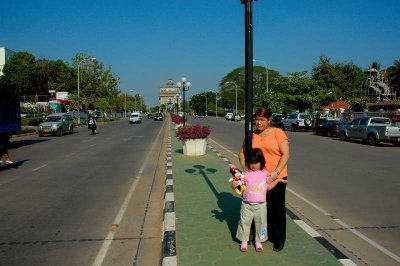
[0,118,167,265]
[189,116,400,266]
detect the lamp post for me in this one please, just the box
[202,93,208,117]
[213,91,218,117]
[77,56,96,124]
[225,82,238,116]
[177,77,191,127]
[175,94,180,114]
[139,94,143,113]
[125,93,127,118]
[253,59,268,93]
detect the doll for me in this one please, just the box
[229,167,247,196]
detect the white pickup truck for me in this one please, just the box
[339,116,400,146]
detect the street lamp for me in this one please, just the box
[139,94,143,113]
[225,82,238,116]
[253,59,268,93]
[177,77,191,127]
[175,94,180,114]
[77,56,96,124]
[212,91,218,117]
[125,90,134,117]
[202,93,208,117]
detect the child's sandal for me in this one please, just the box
[240,242,248,252]
[255,242,263,252]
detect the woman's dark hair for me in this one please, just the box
[245,148,266,169]
[255,106,272,119]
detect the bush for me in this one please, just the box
[21,117,43,126]
[176,124,211,141]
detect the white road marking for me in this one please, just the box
[92,125,163,266]
[32,164,48,172]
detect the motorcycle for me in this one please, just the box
[88,122,96,135]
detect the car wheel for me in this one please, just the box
[327,131,331,137]
[314,129,318,135]
[305,118,311,126]
[69,125,74,134]
[340,131,348,141]
[38,133,44,137]
[57,128,63,136]
[367,134,378,146]
[292,124,297,132]
[393,141,400,147]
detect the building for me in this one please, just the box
[159,78,181,112]
[0,47,16,76]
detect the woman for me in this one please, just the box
[239,107,290,252]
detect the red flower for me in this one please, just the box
[175,124,211,140]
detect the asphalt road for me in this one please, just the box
[189,115,400,266]
[0,118,167,266]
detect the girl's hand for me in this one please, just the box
[278,179,288,184]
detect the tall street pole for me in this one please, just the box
[242,0,255,157]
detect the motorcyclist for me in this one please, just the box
[88,116,97,134]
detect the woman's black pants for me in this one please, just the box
[267,178,287,244]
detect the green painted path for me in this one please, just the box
[170,127,342,266]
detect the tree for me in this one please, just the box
[71,53,120,111]
[1,52,37,95]
[387,59,400,97]
[312,55,363,101]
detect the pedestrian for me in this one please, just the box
[0,132,13,164]
[234,148,288,252]
[239,106,290,252]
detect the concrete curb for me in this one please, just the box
[161,134,177,266]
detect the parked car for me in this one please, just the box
[282,113,313,131]
[339,117,400,146]
[20,111,33,118]
[154,112,164,121]
[272,114,287,128]
[225,113,234,120]
[146,113,154,119]
[314,120,347,136]
[38,113,74,136]
[229,114,241,121]
[129,112,142,124]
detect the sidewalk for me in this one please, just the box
[163,125,345,266]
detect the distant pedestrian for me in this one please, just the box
[239,106,290,252]
[0,132,13,164]
[234,148,287,252]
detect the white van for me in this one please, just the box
[129,112,142,124]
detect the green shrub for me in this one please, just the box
[21,117,43,126]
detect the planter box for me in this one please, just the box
[182,138,207,156]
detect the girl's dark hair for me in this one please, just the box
[245,148,266,170]
[255,106,272,119]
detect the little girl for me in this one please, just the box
[233,148,287,252]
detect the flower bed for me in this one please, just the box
[175,124,211,141]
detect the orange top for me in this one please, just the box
[252,128,288,179]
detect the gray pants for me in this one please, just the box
[236,202,268,242]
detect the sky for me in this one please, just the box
[1,0,400,107]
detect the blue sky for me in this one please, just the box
[1,0,399,107]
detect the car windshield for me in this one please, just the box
[44,116,62,122]
[370,118,390,124]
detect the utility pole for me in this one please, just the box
[241,0,256,157]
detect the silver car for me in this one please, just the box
[282,113,313,131]
[38,113,74,136]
